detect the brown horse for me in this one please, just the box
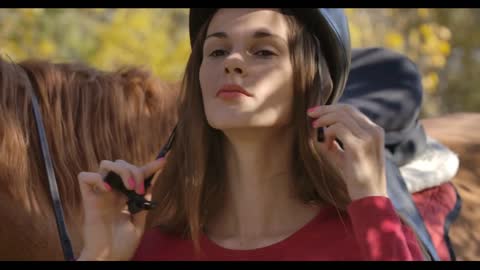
[0,57,178,260]
[0,56,478,260]
[421,113,480,261]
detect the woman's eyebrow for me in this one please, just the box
[205,30,287,45]
[252,31,288,45]
[205,32,228,41]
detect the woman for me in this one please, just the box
[76,8,425,261]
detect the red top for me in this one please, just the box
[132,196,424,261]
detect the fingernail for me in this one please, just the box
[104,182,112,192]
[307,107,316,114]
[128,177,136,189]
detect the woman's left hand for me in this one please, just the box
[307,104,388,201]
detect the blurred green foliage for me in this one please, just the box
[1,8,478,116]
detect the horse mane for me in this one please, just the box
[0,57,179,259]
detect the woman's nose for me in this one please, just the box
[224,66,243,75]
[224,53,247,76]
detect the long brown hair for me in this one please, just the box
[148,9,351,251]
[0,57,178,259]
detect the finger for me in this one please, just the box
[345,108,385,142]
[307,104,342,118]
[129,160,166,228]
[99,160,136,191]
[324,122,360,154]
[309,104,383,142]
[140,158,167,197]
[78,171,112,196]
[115,160,145,195]
[314,127,345,168]
[308,104,364,120]
[310,110,367,139]
[347,110,386,167]
[345,106,377,127]
[315,139,343,168]
[141,157,167,181]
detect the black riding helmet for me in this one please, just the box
[189,8,352,105]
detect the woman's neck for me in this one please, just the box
[206,126,320,248]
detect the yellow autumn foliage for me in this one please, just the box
[385,32,404,50]
[1,8,478,115]
[345,9,454,107]
[0,8,191,82]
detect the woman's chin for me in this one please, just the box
[207,119,286,132]
[205,110,290,131]
[207,120,254,131]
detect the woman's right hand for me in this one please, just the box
[76,157,166,261]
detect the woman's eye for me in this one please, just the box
[209,49,228,57]
[254,50,276,57]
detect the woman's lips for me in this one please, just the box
[216,84,253,100]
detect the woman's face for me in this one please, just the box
[199,8,294,131]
